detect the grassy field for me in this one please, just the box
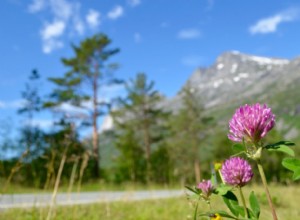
[0,179,179,194]
[1,184,300,220]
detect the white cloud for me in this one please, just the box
[128,0,141,7]
[54,103,89,119]
[42,38,64,54]
[107,5,124,20]
[0,101,6,108]
[86,9,101,29]
[24,119,53,129]
[0,99,27,109]
[249,8,299,34]
[181,56,203,67]
[73,16,85,35]
[134,32,141,43]
[50,0,73,20]
[178,28,201,39]
[40,20,65,53]
[28,0,85,53]
[41,20,65,40]
[28,0,46,13]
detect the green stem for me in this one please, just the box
[208,200,211,211]
[238,186,248,218]
[194,195,201,220]
[218,170,225,184]
[257,159,278,220]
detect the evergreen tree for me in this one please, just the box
[167,84,213,184]
[46,33,120,178]
[113,128,146,183]
[112,73,170,183]
[18,70,44,160]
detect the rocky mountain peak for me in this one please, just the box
[184,51,295,109]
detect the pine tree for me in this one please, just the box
[46,33,120,178]
[112,73,170,183]
[167,84,213,184]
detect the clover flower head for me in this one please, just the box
[197,179,214,199]
[228,103,275,144]
[221,157,253,187]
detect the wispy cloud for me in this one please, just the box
[28,0,87,53]
[181,55,203,67]
[28,0,46,13]
[0,99,27,109]
[107,5,124,20]
[0,101,5,108]
[24,119,54,129]
[178,28,201,39]
[134,32,141,43]
[249,8,299,34]
[206,0,214,11]
[160,22,169,28]
[40,20,65,53]
[128,0,141,7]
[86,9,101,29]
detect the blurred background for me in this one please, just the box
[1,0,300,191]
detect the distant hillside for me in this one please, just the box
[101,51,300,140]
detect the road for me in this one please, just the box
[0,190,184,209]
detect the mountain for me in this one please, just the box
[98,51,300,169]
[101,51,300,138]
[183,51,296,108]
[178,51,300,139]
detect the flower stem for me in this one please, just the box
[193,195,201,220]
[208,201,211,210]
[238,186,248,218]
[218,170,225,184]
[257,159,278,220]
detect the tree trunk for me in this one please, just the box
[194,158,201,184]
[142,115,152,183]
[92,67,100,178]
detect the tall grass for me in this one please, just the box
[0,184,299,220]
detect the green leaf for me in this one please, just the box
[185,186,200,195]
[266,145,295,157]
[215,184,232,196]
[292,168,300,181]
[282,158,300,171]
[247,208,257,220]
[265,141,295,148]
[222,191,240,217]
[282,158,300,182]
[249,191,260,219]
[232,144,244,153]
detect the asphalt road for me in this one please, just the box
[0,190,184,209]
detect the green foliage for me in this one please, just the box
[265,141,295,157]
[222,191,242,217]
[45,33,120,179]
[282,158,300,181]
[112,73,170,183]
[249,191,260,219]
[113,129,147,183]
[166,84,214,183]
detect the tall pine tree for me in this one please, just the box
[167,84,213,184]
[112,73,170,183]
[46,34,119,178]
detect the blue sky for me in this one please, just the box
[1,0,300,138]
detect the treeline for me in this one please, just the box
[0,33,295,191]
